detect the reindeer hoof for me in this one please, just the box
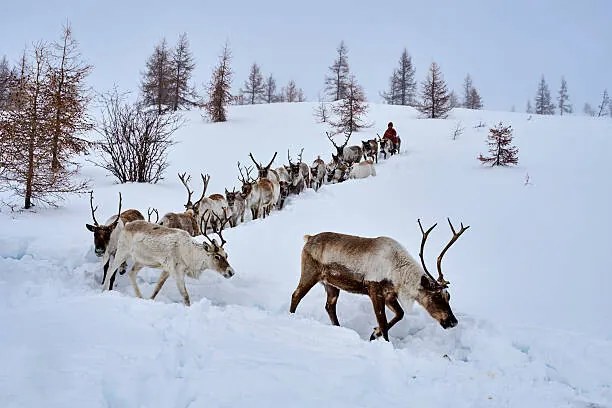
[369,327,383,341]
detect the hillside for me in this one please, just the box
[1,103,611,407]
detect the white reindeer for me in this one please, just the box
[103,212,235,306]
[290,219,468,341]
[348,159,376,179]
[194,174,230,231]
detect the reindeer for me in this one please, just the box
[85,191,144,290]
[287,149,306,195]
[326,155,351,184]
[238,162,262,220]
[361,139,379,163]
[225,187,246,227]
[348,159,377,179]
[310,156,326,191]
[158,173,200,236]
[278,181,290,210]
[378,134,401,159]
[193,174,229,231]
[249,152,280,214]
[327,132,363,165]
[103,211,235,306]
[289,219,468,341]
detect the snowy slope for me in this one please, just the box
[1,103,611,407]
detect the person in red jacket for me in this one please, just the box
[382,122,400,154]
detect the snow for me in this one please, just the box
[1,103,611,407]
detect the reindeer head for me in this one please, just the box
[361,140,372,153]
[200,210,234,279]
[279,180,290,199]
[414,218,469,329]
[237,162,255,197]
[249,152,277,179]
[327,132,351,157]
[225,187,240,208]
[85,191,122,257]
[287,149,303,181]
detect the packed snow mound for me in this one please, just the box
[1,103,611,407]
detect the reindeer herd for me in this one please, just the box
[85,131,470,341]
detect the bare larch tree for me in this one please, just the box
[597,89,609,117]
[0,44,87,208]
[282,80,305,102]
[478,122,519,166]
[330,75,368,134]
[324,41,350,101]
[462,74,483,109]
[141,38,173,114]
[264,74,277,103]
[534,75,555,115]
[381,48,416,106]
[169,33,197,111]
[557,77,572,115]
[47,24,93,173]
[204,42,233,122]
[241,62,266,104]
[418,62,452,119]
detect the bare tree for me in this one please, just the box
[241,62,266,104]
[47,24,93,173]
[93,88,180,183]
[478,122,518,166]
[0,44,87,208]
[597,89,609,117]
[204,42,233,122]
[534,75,555,115]
[330,75,368,134]
[557,77,572,115]
[324,41,350,101]
[313,93,330,123]
[526,100,534,113]
[462,74,483,109]
[282,80,305,102]
[141,38,173,114]
[452,121,464,141]
[0,55,12,109]
[169,33,197,111]
[418,62,452,119]
[381,48,416,106]
[583,102,595,117]
[264,74,277,103]
[449,91,460,109]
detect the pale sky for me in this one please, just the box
[1,0,610,111]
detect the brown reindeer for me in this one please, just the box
[158,173,200,236]
[85,191,144,290]
[361,139,379,163]
[249,152,280,216]
[327,131,363,165]
[290,219,468,341]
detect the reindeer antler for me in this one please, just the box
[248,153,262,170]
[435,218,470,287]
[287,149,293,166]
[147,207,159,223]
[417,219,440,284]
[89,190,99,226]
[265,152,277,170]
[326,131,339,148]
[178,172,194,209]
[200,209,228,248]
[110,192,122,228]
[297,148,304,164]
[341,131,351,148]
[198,173,210,204]
[237,162,248,184]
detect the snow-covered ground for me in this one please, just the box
[1,103,611,407]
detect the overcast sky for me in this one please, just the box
[1,0,610,111]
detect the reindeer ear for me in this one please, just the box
[203,242,212,252]
[86,224,96,232]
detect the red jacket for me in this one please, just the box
[383,128,399,144]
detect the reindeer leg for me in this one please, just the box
[103,251,126,291]
[150,270,170,300]
[368,283,389,341]
[324,284,341,326]
[174,270,190,306]
[128,263,144,298]
[385,296,405,331]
